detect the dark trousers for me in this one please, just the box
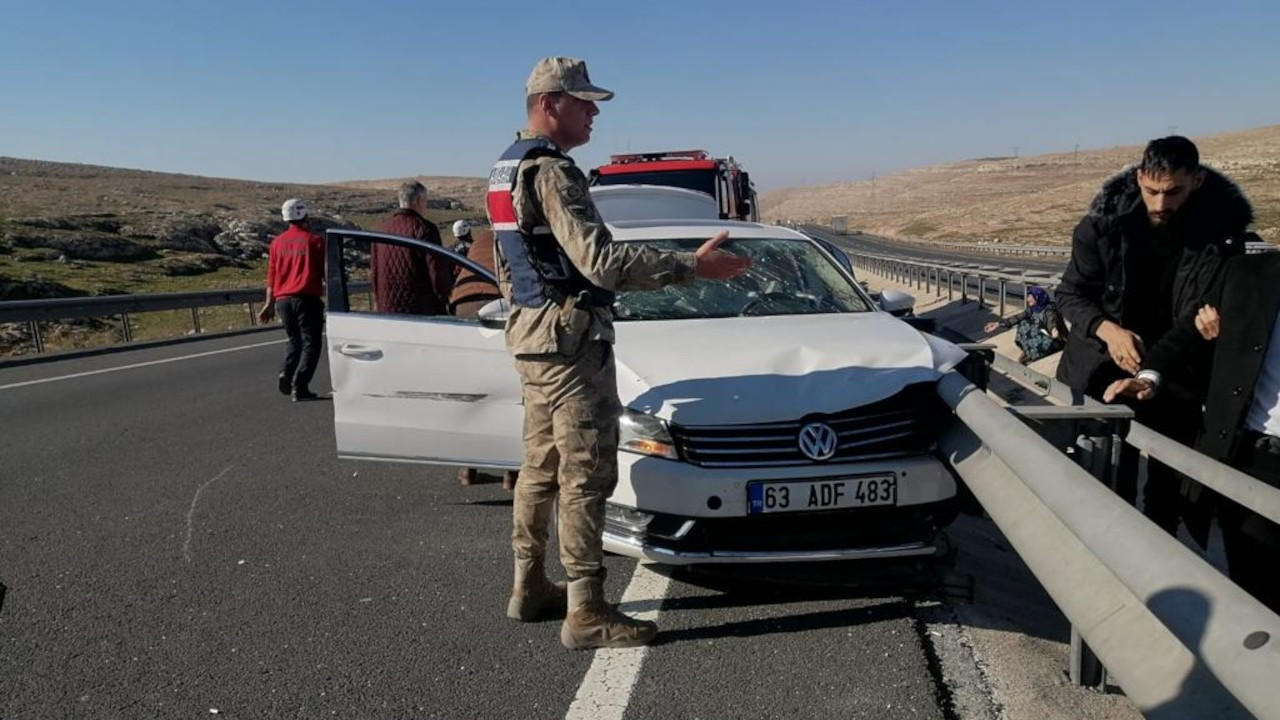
[277,295,324,391]
[1087,367,1201,536]
[1222,433,1280,612]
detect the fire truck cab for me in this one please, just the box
[590,150,758,222]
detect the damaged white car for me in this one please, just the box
[324,219,968,564]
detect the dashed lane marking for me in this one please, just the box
[0,340,284,391]
[564,563,671,720]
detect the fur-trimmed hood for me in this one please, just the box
[1086,165,1254,236]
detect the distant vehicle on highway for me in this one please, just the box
[591,149,758,221]
[322,219,966,564]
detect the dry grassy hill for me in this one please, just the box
[0,158,490,354]
[0,157,488,301]
[762,125,1280,245]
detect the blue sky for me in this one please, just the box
[2,0,1277,190]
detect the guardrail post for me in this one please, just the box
[976,275,986,308]
[191,308,201,334]
[120,313,133,343]
[1065,426,1117,689]
[29,321,44,353]
[247,301,257,326]
[999,279,1007,317]
[960,273,968,304]
[947,271,954,301]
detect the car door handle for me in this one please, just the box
[338,344,383,360]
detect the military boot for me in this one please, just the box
[506,556,567,622]
[560,574,658,650]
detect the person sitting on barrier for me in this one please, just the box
[1104,246,1278,612]
[983,285,1066,364]
[448,219,519,492]
[1054,136,1252,537]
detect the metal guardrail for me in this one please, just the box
[927,239,1276,257]
[937,372,1280,718]
[815,229,1274,258]
[0,284,372,354]
[849,248,1060,318]
[0,288,268,352]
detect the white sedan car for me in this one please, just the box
[323,219,968,564]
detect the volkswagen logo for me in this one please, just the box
[797,422,838,461]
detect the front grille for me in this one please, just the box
[669,382,948,468]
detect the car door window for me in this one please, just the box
[328,230,499,322]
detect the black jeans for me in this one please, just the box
[277,295,324,391]
[1087,367,1201,536]
[1222,432,1280,613]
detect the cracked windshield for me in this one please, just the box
[614,237,873,321]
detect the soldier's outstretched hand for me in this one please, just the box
[694,231,751,280]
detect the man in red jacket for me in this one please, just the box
[258,198,326,401]
[371,181,453,315]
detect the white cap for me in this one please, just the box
[452,219,471,238]
[281,198,308,222]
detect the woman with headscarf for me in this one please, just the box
[984,285,1068,364]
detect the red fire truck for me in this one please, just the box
[591,150,758,221]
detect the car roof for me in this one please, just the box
[608,219,811,242]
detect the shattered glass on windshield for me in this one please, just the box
[614,238,873,321]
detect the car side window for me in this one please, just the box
[340,235,500,321]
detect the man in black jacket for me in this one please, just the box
[1055,136,1252,533]
[1105,251,1278,611]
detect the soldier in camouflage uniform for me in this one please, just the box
[487,56,750,649]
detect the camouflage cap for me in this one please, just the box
[525,56,614,102]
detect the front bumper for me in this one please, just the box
[603,531,943,565]
[603,453,959,565]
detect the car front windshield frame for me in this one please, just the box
[613,237,874,322]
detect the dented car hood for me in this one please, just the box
[614,312,966,426]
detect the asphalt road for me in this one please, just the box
[0,334,953,720]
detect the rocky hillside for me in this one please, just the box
[332,176,487,211]
[762,124,1280,245]
[0,157,486,301]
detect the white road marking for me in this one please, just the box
[183,466,233,563]
[0,339,284,391]
[564,563,671,720]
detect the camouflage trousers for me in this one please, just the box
[511,341,621,579]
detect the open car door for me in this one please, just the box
[324,229,521,469]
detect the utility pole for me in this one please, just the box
[1074,144,1079,163]
[871,171,877,211]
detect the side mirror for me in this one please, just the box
[878,289,916,317]
[478,298,510,329]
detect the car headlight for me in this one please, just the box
[618,409,678,460]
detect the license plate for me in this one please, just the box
[747,476,897,514]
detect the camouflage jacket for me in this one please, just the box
[500,131,697,356]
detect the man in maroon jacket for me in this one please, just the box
[371,181,453,315]
[258,198,326,401]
